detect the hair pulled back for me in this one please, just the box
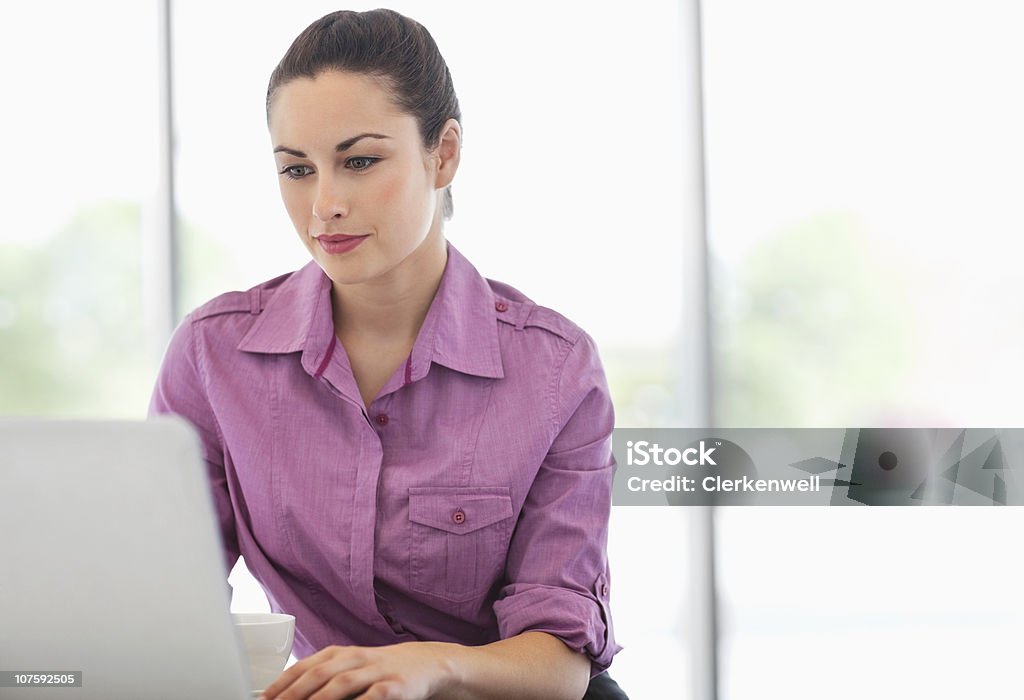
[267,9,461,219]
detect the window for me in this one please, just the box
[705,2,1024,697]
[0,2,158,417]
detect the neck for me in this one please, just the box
[331,229,448,344]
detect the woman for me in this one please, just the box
[151,9,625,699]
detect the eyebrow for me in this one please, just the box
[272,133,391,158]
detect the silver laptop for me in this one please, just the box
[0,417,252,699]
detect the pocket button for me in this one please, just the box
[452,509,466,525]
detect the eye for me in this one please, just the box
[279,164,314,180]
[346,157,379,171]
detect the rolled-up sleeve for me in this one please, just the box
[148,315,240,576]
[493,331,622,677]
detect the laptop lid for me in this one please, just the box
[0,416,251,699]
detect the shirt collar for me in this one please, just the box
[236,242,504,381]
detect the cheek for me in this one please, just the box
[374,168,413,208]
[375,162,434,223]
[280,184,311,231]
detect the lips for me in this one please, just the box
[315,233,367,242]
[315,233,369,256]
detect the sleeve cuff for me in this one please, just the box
[493,582,623,677]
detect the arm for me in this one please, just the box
[261,631,588,700]
[149,314,241,576]
[491,329,620,676]
[443,631,590,700]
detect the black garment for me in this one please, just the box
[582,671,629,699]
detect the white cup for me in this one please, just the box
[233,612,296,692]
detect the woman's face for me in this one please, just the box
[268,70,458,288]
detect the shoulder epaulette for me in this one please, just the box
[189,291,252,321]
[519,304,584,344]
[189,270,294,321]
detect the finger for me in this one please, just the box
[261,648,355,699]
[267,656,374,700]
[261,646,334,696]
[307,668,382,700]
[356,680,405,700]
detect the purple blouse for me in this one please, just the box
[149,242,621,676]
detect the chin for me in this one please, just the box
[315,260,368,287]
[320,252,393,287]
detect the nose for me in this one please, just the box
[312,174,348,221]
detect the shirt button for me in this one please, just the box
[601,584,609,596]
[452,509,466,524]
[375,414,389,426]
[494,301,508,313]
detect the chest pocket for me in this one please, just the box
[408,486,515,603]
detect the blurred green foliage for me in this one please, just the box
[714,211,917,426]
[0,202,150,417]
[0,200,229,418]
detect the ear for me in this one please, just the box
[433,118,461,190]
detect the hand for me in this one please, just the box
[259,640,458,700]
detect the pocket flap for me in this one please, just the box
[409,486,514,534]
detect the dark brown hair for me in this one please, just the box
[267,9,462,219]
